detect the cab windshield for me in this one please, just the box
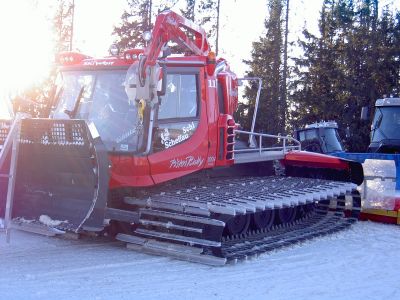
[298,127,344,153]
[371,106,400,142]
[320,128,344,152]
[53,69,143,152]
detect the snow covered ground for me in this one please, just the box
[1,221,399,300]
[1,159,398,299]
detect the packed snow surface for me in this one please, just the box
[1,159,399,299]
[1,222,399,300]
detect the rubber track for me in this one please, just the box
[217,209,356,262]
[121,176,360,264]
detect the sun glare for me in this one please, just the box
[0,1,53,118]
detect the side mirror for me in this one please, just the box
[361,106,369,121]
[157,66,167,97]
[161,45,172,59]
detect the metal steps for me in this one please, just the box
[119,209,357,265]
[139,209,225,226]
[117,233,227,266]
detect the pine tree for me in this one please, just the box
[289,0,400,151]
[280,0,289,132]
[215,0,221,55]
[113,0,190,51]
[180,0,196,21]
[12,0,75,117]
[53,0,74,53]
[43,0,75,116]
[240,0,285,137]
[180,0,219,51]
[198,0,218,50]
[290,0,351,127]
[113,0,153,50]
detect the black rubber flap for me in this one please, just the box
[12,119,109,232]
[0,119,12,217]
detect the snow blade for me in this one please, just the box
[10,119,109,232]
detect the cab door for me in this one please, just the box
[148,66,209,184]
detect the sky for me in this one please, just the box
[69,0,322,75]
[0,0,398,119]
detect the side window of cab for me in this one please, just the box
[153,69,200,152]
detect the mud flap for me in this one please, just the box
[7,119,109,232]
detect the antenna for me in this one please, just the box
[69,0,75,51]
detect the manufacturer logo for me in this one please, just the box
[83,61,115,66]
[170,156,204,169]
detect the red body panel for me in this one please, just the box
[358,200,400,225]
[148,67,210,184]
[217,64,238,116]
[395,199,400,211]
[105,57,236,189]
[59,51,144,70]
[218,71,236,115]
[109,155,154,188]
[283,151,350,170]
[203,66,219,169]
[359,212,399,225]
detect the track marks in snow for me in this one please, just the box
[1,222,400,300]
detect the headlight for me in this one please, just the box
[109,44,119,56]
[142,31,152,42]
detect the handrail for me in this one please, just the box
[234,129,301,154]
[237,77,262,148]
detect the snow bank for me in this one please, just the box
[362,159,396,178]
[361,159,399,210]
[39,215,68,226]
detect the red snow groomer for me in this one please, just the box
[0,11,363,265]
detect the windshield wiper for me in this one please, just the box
[64,86,84,119]
[49,86,64,115]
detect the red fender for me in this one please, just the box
[282,151,364,185]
